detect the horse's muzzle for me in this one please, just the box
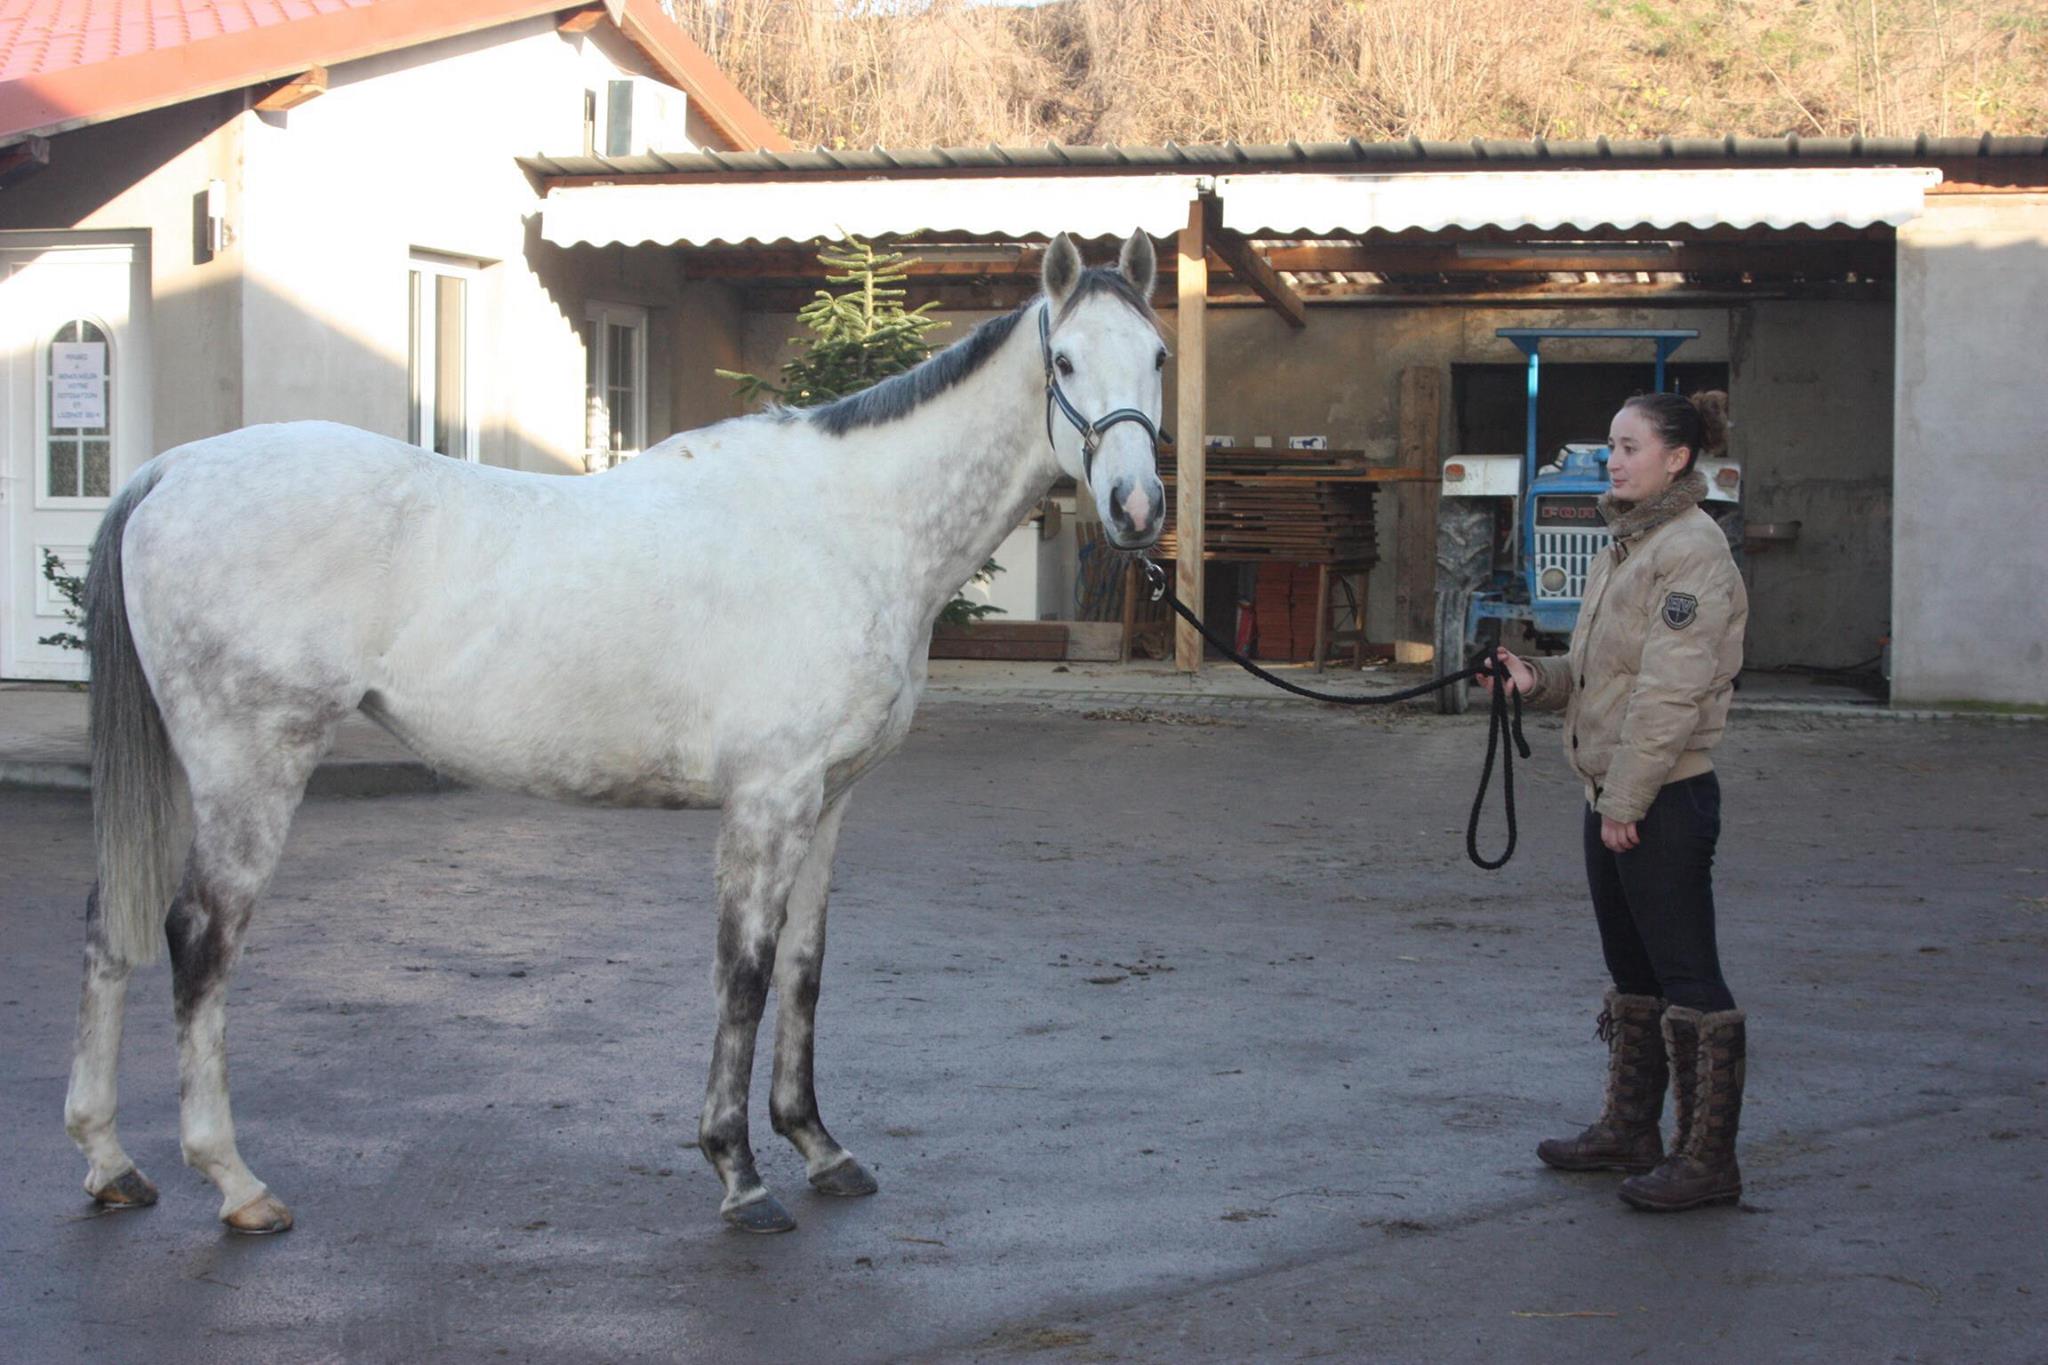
[1107,475,1164,546]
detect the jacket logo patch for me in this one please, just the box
[1663,592,1700,630]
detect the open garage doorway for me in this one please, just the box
[1453,362,1732,458]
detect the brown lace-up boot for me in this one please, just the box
[1620,1006,1745,1211]
[1536,991,1668,1173]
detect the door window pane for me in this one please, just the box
[583,307,644,469]
[408,261,472,458]
[46,319,113,498]
[434,274,466,457]
[607,321,635,454]
[407,273,424,447]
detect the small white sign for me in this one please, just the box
[53,377,105,428]
[51,342,107,427]
[1289,435,1329,450]
[52,342,104,378]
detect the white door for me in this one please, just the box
[0,235,152,681]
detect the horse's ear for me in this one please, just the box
[1119,230,1157,300]
[1042,232,1082,306]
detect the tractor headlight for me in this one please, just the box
[1540,567,1568,594]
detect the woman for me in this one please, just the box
[1484,389,1748,1212]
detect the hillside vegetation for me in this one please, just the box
[672,0,2047,149]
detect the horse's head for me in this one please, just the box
[1039,231,1168,551]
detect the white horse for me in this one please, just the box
[64,232,1167,1235]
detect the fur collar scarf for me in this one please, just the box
[1601,469,1707,542]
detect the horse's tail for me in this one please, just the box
[86,463,182,967]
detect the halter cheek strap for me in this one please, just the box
[1039,304,1161,486]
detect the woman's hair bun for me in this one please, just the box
[1689,389,1730,457]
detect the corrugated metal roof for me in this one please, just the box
[540,165,1943,248]
[1218,168,1941,235]
[519,133,2048,182]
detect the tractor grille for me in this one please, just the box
[1533,528,1606,599]
[1532,496,1609,601]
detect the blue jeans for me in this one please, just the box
[1583,772,1737,1012]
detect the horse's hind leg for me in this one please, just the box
[699,774,823,1234]
[64,888,159,1209]
[167,717,336,1234]
[770,795,877,1199]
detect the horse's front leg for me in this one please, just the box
[769,794,877,1199]
[699,776,822,1234]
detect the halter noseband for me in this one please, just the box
[1039,303,1162,486]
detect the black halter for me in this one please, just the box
[1039,303,1162,486]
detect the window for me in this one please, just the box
[408,256,476,459]
[45,319,113,500]
[581,303,646,470]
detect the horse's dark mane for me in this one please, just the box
[803,267,1160,438]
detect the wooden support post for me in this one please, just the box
[1393,366,1444,664]
[1175,197,1209,673]
[1312,563,1331,673]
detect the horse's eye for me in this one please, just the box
[1055,355,1074,377]
[1155,349,1168,371]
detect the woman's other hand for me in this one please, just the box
[1600,815,1641,852]
[1478,646,1538,696]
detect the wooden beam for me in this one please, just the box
[694,239,1887,289]
[0,135,50,187]
[737,276,1887,314]
[1203,197,1307,329]
[251,66,327,113]
[1175,196,1209,674]
[557,5,607,33]
[1264,242,1892,277]
[1394,367,1444,664]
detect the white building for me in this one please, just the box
[0,0,787,680]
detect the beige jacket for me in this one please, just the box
[1521,470,1748,823]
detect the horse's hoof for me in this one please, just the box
[89,1168,158,1209]
[222,1191,294,1235]
[722,1192,796,1234]
[809,1156,879,1199]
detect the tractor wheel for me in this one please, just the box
[1436,497,1494,591]
[1436,588,1474,715]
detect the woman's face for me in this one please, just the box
[1606,406,1692,501]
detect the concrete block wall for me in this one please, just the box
[1893,194,2048,706]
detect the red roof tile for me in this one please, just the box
[1,2,372,84]
[0,0,788,150]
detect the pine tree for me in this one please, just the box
[719,235,948,408]
[720,234,1003,624]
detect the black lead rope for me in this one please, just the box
[1136,561,1532,870]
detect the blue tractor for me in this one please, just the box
[1434,327,1744,714]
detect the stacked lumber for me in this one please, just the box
[1153,446,1381,564]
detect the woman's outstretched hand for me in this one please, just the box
[1478,646,1538,697]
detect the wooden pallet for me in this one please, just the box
[929,622,1068,661]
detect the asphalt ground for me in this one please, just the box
[2,700,2043,1363]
